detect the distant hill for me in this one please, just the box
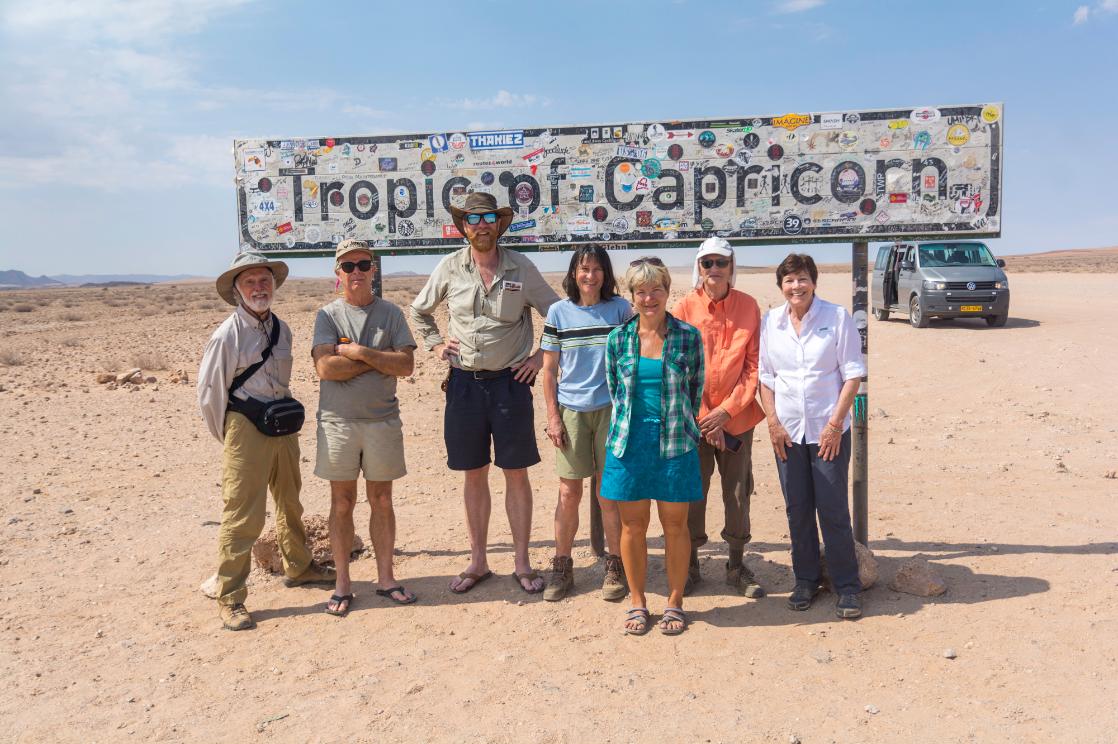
[0,270,63,289]
[49,273,202,285]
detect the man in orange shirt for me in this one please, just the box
[672,237,767,598]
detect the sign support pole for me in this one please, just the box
[851,241,869,545]
[372,254,383,298]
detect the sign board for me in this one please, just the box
[234,103,1002,256]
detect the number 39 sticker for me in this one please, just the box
[782,215,803,235]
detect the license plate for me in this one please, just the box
[960,305,983,312]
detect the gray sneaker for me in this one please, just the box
[601,554,627,601]
[543,555,574,602]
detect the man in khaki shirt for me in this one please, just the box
[197,252,334,631]
[410,192,558,594]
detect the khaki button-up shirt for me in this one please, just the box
[409,246,558,371]
[197,305,294,442]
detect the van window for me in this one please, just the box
[918,243,996,267]
[875,247,890,270]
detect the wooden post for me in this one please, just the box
[371,253,383,298]
[851,241,869,545]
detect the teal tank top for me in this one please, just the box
[631,356,663,420]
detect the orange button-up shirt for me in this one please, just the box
[672,287,765,436]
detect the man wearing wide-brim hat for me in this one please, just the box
[411,192,559,594]
[198,252,334,631]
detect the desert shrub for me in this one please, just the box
[60,336,81,348]
[130,352,167,370]
[13,304,33,313]
[103,299,124,307]
[0,349,23,366]
[60,311,85,322]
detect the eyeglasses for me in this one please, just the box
[465,212,499,225]
[700,258,732,269]
[339,259,373,273]
[629,256,665,267]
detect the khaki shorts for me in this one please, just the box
[315,417,407,482]
[555,405,611,480]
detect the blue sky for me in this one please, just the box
[0,0,1115,278]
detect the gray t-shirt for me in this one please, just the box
[313,298,416,422]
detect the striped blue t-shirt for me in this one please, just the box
[540,296,633,412]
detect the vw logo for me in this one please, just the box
[966,281,976,291]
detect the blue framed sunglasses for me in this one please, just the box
[465,212,499,225]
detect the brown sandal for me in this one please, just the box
[512,571,544,594]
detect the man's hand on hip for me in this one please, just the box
[511,349,543,384]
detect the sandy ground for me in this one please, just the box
[1,258,1116,744]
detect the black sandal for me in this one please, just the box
[325,594,353,617]
[375,586,417,605]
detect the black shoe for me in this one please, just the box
[836,593,862,619]
[787,581,820,611]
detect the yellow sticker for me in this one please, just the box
[947,124,970,146]
[981,105,1000,123]
[420,147,436,162]
[887,119,910,130]
[772,113,811,131]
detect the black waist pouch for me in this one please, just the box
[228,395,305,437]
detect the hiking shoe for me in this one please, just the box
[683,560,702,597]
[727,562,765,598]
[836,593,862,619]
[601,554,627,601]
[787,581,820,611]
[543,556,574,602]
[282,562,337,588]
[220,603,255,631]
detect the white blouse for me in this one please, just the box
[759,296,866,445]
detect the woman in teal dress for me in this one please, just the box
[601,258,704,635]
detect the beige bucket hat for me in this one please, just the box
[216,252,289,306]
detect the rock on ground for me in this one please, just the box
[821,541,878,590]
[889,555,948,596]
[252,513,365,574]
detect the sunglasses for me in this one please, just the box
[465,212,499,225]
[339,259,373,273]
[630,256,665,267]
[700,257,732,269]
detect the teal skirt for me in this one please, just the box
[601,417,702,503]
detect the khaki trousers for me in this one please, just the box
[688,429,755,552]
[216,412,312,606]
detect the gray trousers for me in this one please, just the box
[774,431,861,595]
[688,429,755,552]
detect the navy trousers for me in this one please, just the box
[774,430,861,595]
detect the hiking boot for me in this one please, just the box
[836,593,863,619]
[543,556,574,602]
[282,562,337,588]
[220,603,255,631]
[787,581,820,611]
[727,562,765,598]
[683,559,702,597]
[601,554,627,601]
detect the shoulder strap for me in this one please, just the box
[228,313,281,395]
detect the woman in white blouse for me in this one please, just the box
[759,254,867,619]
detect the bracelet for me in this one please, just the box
[825,422,843,434]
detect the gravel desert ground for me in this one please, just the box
[1,250,1116,743]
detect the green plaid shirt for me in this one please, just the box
[605,313,705,459]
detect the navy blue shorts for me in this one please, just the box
[444,368,540,471]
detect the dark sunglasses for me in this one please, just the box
[339,259,373,273]
[700,257,732,269]
[630,256,665,267]
[465,212,499,225]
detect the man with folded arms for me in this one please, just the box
[198,252,334,631]
[410,193,559,594]
[672,237,767,599]
[312,239,418,617]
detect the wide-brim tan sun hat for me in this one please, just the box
[449,192,514,238]
[216,252,289,306]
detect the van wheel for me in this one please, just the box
[986,314,1007,328]
[909,296,929,328]
[872,308,890,321]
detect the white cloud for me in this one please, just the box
[2,0,256,43]
[446,90,551,110]
[1101,0,1118,11]
[774,0,826,13]
[1074,5,1090,23]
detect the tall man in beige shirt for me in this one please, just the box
[410,193,559,594]
[197,252,334,631]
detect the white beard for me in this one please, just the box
[242,295,271,314]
